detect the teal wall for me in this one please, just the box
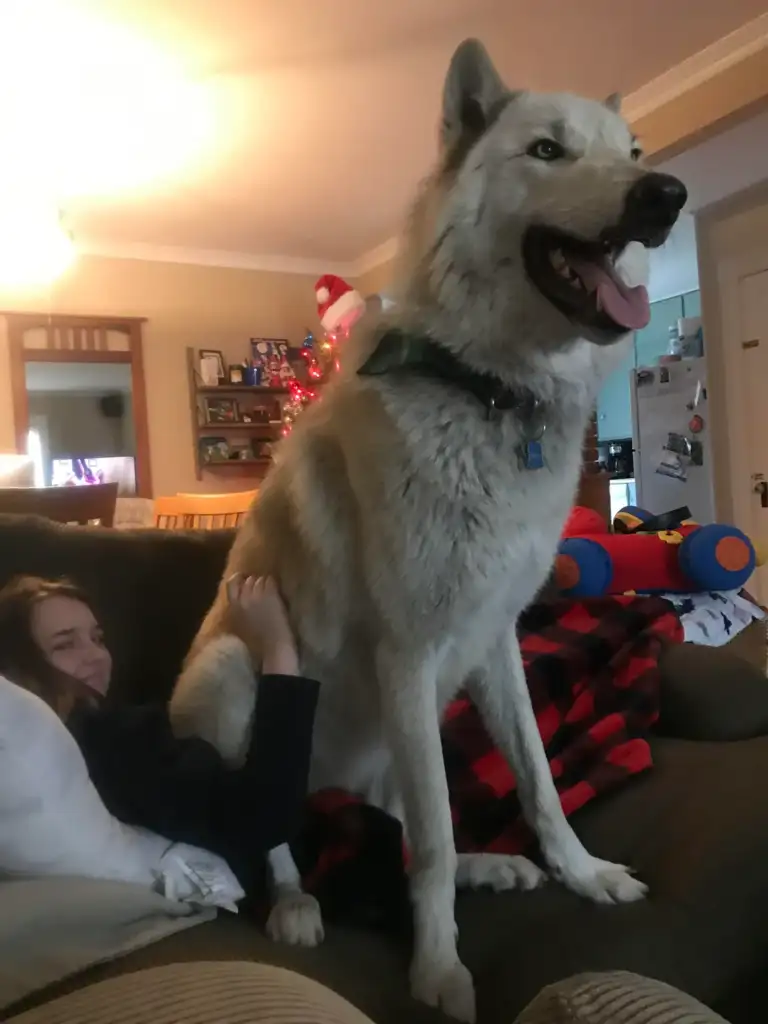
[596,289,700,441]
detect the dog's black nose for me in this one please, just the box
[622,173,687,242]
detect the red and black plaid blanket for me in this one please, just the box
[289,595,682,931]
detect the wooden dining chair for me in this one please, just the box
[0,483,119,527]
[153,490,258,530]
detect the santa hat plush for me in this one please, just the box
[315,274,365,333]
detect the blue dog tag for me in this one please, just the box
[519,439,544,470]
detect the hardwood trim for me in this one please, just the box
[8,320,29,453]
[128,321,153,498]
[0,311,147,327]
[22,350,131,363]
[636,47,768,163]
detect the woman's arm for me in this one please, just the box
[73,576,318,863]
[73,674,318,858]
[209,672,318,852]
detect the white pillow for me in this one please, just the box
[0,675,244,910]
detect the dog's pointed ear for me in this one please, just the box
[442,39,509,153]
[604,92,622,113]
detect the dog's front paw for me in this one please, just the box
[456,852,546,892]
[410,956,476,1023]
[266,893,325,946]
[554,856,647,905]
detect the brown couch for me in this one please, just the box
[2,514,768,1024]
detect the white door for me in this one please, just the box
[735,266,768,603]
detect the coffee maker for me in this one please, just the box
[597,438,634,478]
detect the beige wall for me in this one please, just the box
[356,259,396,299]
[0,255,319,496]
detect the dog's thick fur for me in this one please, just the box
[170,40,669,1023]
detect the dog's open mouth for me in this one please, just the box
[523,226,650,335]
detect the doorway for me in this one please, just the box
[5,312,152,496]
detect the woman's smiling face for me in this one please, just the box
[30,595,112,697]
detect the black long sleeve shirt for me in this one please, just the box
[68,674,319,894]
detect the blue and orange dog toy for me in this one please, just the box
[556,505,758,598]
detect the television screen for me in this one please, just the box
[51,457,136,495]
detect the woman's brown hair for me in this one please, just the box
[0,575,97,716]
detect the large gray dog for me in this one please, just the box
[170,39,686,1023]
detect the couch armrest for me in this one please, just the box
[656,641,768,741]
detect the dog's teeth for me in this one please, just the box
[550,249,566,271]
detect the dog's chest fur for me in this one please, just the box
[361,373,587,628]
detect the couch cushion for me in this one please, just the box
[0,515,233,704]
[9,912,443,1024]
[513,972,727,1024]
[8,962,374,1024]
[657,641,768,741]
[462,732,768,1022]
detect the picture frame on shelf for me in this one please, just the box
[199,349,226,384]
[204,397,239,424]
[250,338,289,362]
[228,364,245,385]
[250,338,294,388]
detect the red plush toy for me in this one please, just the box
[555,505,756,597]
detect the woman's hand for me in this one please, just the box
[225,574,300,676]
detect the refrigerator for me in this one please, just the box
[630,357,714,523]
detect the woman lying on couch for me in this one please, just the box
[0,572,318,896]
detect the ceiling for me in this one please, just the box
[2,0,767,267]
[25,361,133,394]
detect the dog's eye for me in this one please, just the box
[630,146,643,162]
[527,139,565,162]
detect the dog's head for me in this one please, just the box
[407,40,686,355]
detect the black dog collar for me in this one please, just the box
[357,329,543,425]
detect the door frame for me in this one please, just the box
[715,246,768,600]
[4,312,153,498]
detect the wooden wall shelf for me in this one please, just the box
[187,347,288,482]
[196,421,279,432]
[204,458,272,469]
[197,384,289,396]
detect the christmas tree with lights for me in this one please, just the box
[281,274,366,436]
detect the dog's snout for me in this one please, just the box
[622,173,687,242]
[628,173,687,218]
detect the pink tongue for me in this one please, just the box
[569,259,650,330]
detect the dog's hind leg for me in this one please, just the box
[468,631,648,906]
[170,634,257,763]
[170,635,325,945]
[378,647,475,1024]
